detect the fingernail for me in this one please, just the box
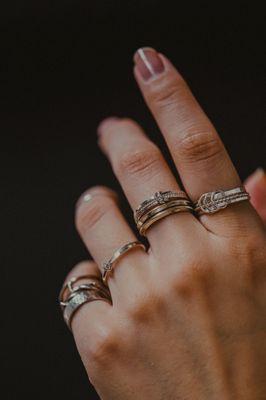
[75,187,119,210]
[75,191,93,210]
[97,117,120,136]
[133,47,165,81]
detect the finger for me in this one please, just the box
[97,117,200,248]
[244,168,266,223]
[133,47,258,233]
[61,260,113,359]
[75,186,147,299]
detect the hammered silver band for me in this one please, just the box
[194,187,250,215]
[59,275,111,330]
[102,241,146,284]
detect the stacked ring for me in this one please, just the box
[59,275,111,329]
[134,191,193,236]
[194,187,250,215]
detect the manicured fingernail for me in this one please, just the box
[133,47,165,81]
[97,117,120,136]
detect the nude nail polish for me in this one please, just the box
[134,47,165,81]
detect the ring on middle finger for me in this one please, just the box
[135,191,193,236]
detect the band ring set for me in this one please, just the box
[59,275,112,329]
[59,186,249,328]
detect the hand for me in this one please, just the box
[61,48,266,400]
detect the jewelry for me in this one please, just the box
[194,187,250,215]
[102,241,146,284]
[59,275,111,330]
[136,199,192,226]
[134,190,188,222]
[59,274,110,305]
[138,203,193,236]
[134,191,193,236]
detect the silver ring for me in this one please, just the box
[62,289,111,330]
[134,190,189,222]
[59,275,111,330]
[102,241,146,284]
[194,187,250,215]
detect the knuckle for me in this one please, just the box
[176,130,223,165]
[126,290,167,324]
[115,145,161,179]
[147,74,186,110]
[86,327,120,366]
[171,258,212,298]
[75,194,115,233]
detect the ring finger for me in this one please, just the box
[75,186,147,301]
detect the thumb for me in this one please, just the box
[244,168,266,224]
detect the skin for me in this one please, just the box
[62,48,266,400]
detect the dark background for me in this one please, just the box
[2,1,265,399]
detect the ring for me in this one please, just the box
[59,275,111,330]
[194,187,250,215]
[59,274,110,304]
[102,241,146,284]
[134,190,189,222]
[134,191,193,236]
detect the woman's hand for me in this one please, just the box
[61,48,266,400]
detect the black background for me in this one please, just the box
[2,1,265,399]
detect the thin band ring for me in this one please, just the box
[134,190,193,236]
[138,204,193,236]
[102,241,146,284]
[136,200,192,228]
[134,190,189,222]
[59,274,107,304]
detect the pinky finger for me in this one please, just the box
[60,260,113,360]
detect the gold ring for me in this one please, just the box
[134,190,193,236]
[102,241,146,284]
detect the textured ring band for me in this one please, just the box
[59,275,112,329]
[194,187,250,215]
[134,190,193,236]
[134,190,189,222]
[102,241,146,284]
[138,204,193,236]
[62,287,111,330]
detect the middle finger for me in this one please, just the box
[98,117,200,249]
